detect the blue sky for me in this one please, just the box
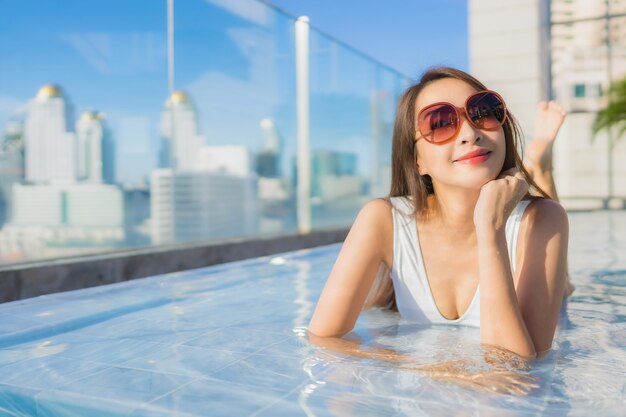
[0,0,468,185]
[267,0,468,77]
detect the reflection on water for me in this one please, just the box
[294,211,626,417]
[0,211,623,416]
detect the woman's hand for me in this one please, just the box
[473,168,529,237]
[408,360,540,396]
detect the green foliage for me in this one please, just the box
[592,77,626,145]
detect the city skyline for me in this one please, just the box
[0,0,465,186]
[0,77,381,261]
[0,0,453,262]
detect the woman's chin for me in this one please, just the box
[460,175,498,191]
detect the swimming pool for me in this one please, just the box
[0,210,624,416]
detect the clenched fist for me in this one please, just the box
[473,168,529,237]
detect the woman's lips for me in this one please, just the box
[454,150,491,165]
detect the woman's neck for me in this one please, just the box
[426,186,480,232]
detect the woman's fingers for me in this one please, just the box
[501,167,519,177]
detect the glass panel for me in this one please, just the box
[154,0,298,244]
[0,0,410,264]
[0,0,168,262]
[307,29,409,228]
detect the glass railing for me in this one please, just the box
[0,0,411,265]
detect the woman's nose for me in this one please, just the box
[457,111,481,144]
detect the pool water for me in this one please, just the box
[0,210,625,416]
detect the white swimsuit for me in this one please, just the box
[388,196,531,327]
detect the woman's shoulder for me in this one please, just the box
[359,196,414,218]
[357,198,394,223]
[353,198,395,265]
[523,197,569,232]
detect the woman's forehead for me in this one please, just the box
[415,78,479,111]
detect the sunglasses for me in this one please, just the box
[416,90,507,144]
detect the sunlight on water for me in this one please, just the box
[0,210,624,416]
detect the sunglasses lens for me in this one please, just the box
[418,104,459,143]
[466,92,506,130]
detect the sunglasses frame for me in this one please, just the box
[415,90,508,144]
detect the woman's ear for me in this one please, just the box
[416,163,428,176]
[415,153,428,176]
[415,146,428,176]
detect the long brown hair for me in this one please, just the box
[366,67,548,311]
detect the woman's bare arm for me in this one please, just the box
[308,332,539,395]
[515,198,569,356]
[473,172,537,357]
[477,226,537,358]
[307,196,547,395]
[308,199,393,338]
[476,197,568,358]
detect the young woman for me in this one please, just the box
[308,67,571,363]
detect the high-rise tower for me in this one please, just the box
[159,91,205,170]
[24,85,77,183]
[76,111,115,184]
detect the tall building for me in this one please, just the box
[369,90,394,197]
[256,118,282,178]
[23,85,77,183]
[151,169,258,244]
[469,0,626,205]
[195,145,253,176]
[0,121,24,226]
[159,91,205,170]
[551,1,609,112]
[76,111,115,184]
[0,183,126,261]
[1,84,126,260]
[11,183,124,228]
[154,89,262,242]
[310,149,361,202]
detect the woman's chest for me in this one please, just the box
[417,231,480,319]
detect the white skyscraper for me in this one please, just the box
[24,85,77,183]
[195,145,253,176]
[469,0,626,205]
[153,91,262,243]
[76,111,115,184]
[0,182,126,260]
[151,169,259,244]
[160,91,205,170]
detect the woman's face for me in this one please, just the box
[414,78,507,192]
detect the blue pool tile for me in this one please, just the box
[82,317,221,345]
[126,299,241,328]
[182,326,289,354]
[0,384,41,417]
[40,366,195,406]
[253,332,314,358]
[146,378,296,417]
[0,314,40,335]
[119,344,249,378]
[0,355,109,390]
[35,390,154,417]
[251,394,322,417]
[55,336,169,364]
[0,348,28,367]
[209,353,309,394]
